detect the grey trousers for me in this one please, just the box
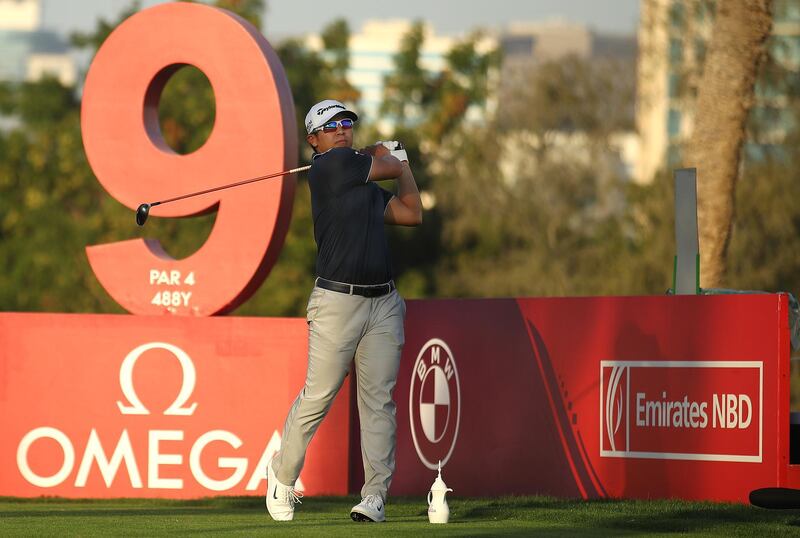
[273,284,406,500]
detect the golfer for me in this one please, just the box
[267,99,422,523]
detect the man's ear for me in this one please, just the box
[306,133,317,151]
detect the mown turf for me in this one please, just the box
[1,495,800,536]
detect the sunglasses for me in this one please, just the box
[316,118,354,134]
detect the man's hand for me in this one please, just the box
[360,143,390,157]
[379,141,408,162]
[366,142,403,181]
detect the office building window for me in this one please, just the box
[774,0,800,23]
[669,38,683,65]
[668,108,682,138]
[668,73,681,98]
[669,1,685,29]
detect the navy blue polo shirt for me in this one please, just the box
[309,147,395,285]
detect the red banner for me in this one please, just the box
[600,361,761,461]
[0,294,795,502]
[0,313,349,498]
[391,294,792,502]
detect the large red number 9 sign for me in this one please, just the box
[82,3,297,316]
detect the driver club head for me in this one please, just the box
[135,203,151,226]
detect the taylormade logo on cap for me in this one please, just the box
[305,99,359,134]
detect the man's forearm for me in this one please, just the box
[397,162,422,217]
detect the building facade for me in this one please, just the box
[498,20,639,181]
[305,19,496,131]
[0,0,76,86]
[636,0,800,183]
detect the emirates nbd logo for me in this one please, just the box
[599,361,763,463]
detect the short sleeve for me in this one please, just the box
[380,187,394,209]
[310,147,372,195]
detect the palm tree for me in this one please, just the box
[687,0,772,288]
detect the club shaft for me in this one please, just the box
[150,165,311,207]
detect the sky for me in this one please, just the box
[41,0,640,40]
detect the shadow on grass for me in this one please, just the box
[448,497,800,535]
[4,495,800,536]
[0,495,370,520]
[601,504,800,534]
[457,496,610,518]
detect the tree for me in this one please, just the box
[318,19,360,104]
[685,0,772,288]
[214,0,264,28]
[70,2,141,51]
[728,112,800,294]
[381,21,429,127]
[497,54,635,149]
[372,26,502,297]
[321,19,349,74]
[422,32,500,143]
[429,54,642,299]
[0,75,120,313]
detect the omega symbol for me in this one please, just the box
[117,342,198,416]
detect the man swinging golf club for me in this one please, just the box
[266,99,422,523]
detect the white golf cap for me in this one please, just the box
[304,99,358,134]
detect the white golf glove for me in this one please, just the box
[379,140,408,163]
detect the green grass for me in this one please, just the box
[1,495,799,536]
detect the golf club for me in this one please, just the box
[135,165,311,225]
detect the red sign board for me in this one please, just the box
[600,361,762,462]
[0,294,795,502]
[0,313,350,498]
[390,294,793,503]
